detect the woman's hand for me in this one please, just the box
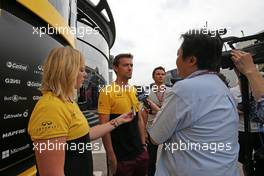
[116,111,134,125]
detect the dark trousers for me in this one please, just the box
[238,131,264,176]
[114,150,149,176]
[147,142,158,176]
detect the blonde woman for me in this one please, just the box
[28,46,133,176]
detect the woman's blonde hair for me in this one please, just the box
[41,46,85,101]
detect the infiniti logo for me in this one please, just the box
[41,121,52,126]
[6,61,28,71]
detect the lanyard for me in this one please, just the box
[187,70,218,79]
[155,89,165,107]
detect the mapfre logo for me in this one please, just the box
[4,95,27,102]
[2,128,26,138]
[4,78,21,85]
[6,61,28,71]
[27,81,41,88]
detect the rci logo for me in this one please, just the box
[41,121,52,126]
[6,61,28,71]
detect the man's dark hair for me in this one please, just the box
[181,29,223,71]
[113,53,133,67]
[152,66,166,78]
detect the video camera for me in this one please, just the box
[220,31,264,69]
[220,30,264,173]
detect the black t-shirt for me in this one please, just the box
[110,113,144,161]
[36,133,93,176]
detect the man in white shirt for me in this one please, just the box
[146,66,169,176]
[148,30,239,176]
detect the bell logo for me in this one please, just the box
[13,95,19,102]
[4,95,27,102]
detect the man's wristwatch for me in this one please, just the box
[142,143,147,147]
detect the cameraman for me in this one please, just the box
[231,50,264,176]
[231,50,264,118]
[146,66,169,176]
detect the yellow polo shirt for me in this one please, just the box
[28,91,89,141]
[98,83,140,114]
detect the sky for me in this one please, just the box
[106,0,264,86]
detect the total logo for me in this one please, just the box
[4,78,21,85]
[2,128,26,138]
[3,109,29,120]
[6,61,29,71]
[34,65,43,75]
[27,81,41,88]
[2,144,30,159]
[4,95,27,102]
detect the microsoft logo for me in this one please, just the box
[2,150,9,159]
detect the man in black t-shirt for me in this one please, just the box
[98,53,149,176]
